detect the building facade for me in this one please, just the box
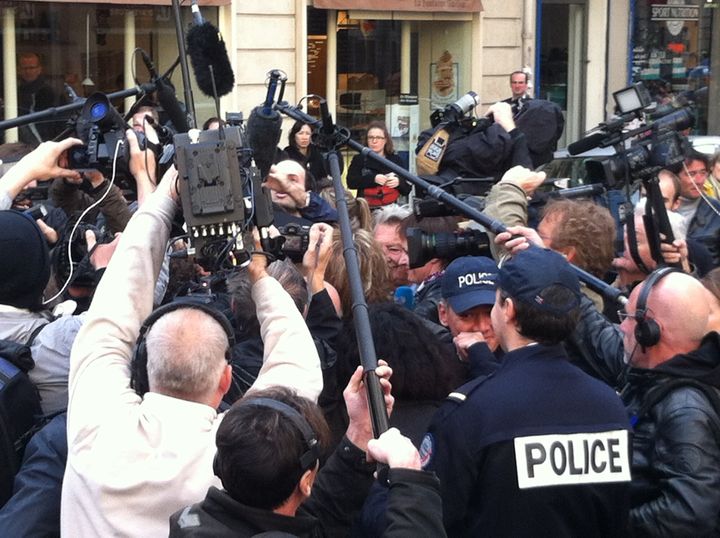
[1,0,717,152]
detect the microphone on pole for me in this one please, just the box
[567,132,607,156]
[186,0,235,98]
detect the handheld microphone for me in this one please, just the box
[186,9,235,98]
[567,132,607,156]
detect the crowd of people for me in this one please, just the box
[0,76,720,537]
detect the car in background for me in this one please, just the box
[538,135,720,188]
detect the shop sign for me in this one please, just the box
[315,0,483,12]
[650,3,699,21]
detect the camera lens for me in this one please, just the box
[90,102,108,121]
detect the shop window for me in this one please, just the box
[630,0,716,134]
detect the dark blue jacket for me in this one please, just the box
[422,343,631,537]
[687,198,720,268]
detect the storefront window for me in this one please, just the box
[630,0,717,134]
[3,2,218,146]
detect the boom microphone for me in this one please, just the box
[567,132,607,156]
[185,2,234,98]
[247,106,282,180]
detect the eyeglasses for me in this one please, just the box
[368,135,385,141]
[617,309,638,323]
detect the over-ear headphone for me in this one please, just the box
[634,267,680,350]
[213,397,320,478]
[130,299,236,396]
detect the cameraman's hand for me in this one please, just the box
[486,101,516,132]
[499,166,546,197]
[302,222,334,294]
[2,138,82,200]
[156,165,179,204]
[85,229,121,270]
[126,129,157,205]
[660,237,690,273]
[344,360,394,453]
[248,228,270,284]
[367,428,422,470]
[494,225,545,255]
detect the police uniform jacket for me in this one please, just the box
[421,342,631,537]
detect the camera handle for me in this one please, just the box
[276,100,627,308]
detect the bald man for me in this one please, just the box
[263,160,337,224]
[568,269,720,536]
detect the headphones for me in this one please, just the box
[213,397,320,478]
[130,299,236,396]
[633,266,680,350]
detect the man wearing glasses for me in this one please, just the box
[17,52,59,146]
[675,150,720,266]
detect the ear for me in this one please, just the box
[299,466,318,499]
[219,364,232,396]
[503,297,517,325]
[558,245,577,264]
[438,301,449,327]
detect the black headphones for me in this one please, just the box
[213,397,320,478]
[130,299,236,396]
[634,266,680,350]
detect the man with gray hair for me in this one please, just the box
[373,203,411,287]
[61,168,322,536]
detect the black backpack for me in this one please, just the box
[0,326,47,507]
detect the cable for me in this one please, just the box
[43,139,125,306]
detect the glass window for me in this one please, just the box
[630,0,717,134]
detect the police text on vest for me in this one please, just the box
[514,430,630,489]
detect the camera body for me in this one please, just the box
[278,223,311,263]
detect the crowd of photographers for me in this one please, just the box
[0,91,720,537]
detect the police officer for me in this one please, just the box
[420,247,631,537]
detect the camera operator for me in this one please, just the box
[60,167,323,536]
[429,101,533,182]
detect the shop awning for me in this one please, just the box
[314,0,482,12]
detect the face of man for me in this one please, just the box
[510,73,528,99]
[19,54,42,83]
[439,301,498,351]
[373,223,409,287]
[678,158,709,200]
[618,285,650,368]
[658,171,680,211]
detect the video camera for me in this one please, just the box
[67,93,149,179]
[406,227,490,268]
[570,82,694,188]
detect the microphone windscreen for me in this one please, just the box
[567,132,606,156]
[156,78,189,133]
[247,107,282,179]
[186,22,235,97]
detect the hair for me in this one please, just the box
[324,228,393,315]
[288,120,313,152]
[684,148,709,168]
[19,51,41,65]
[658,169,682,204]
[215,386,330,510]
[372,203,412,229]
[366,120,395,155]
[202,116,225,130]
[335,302,466,401]
[229,259,308,339]
[144,307,229,398]
[500,288,579,346]
[710,150,720,173]
[510,70,529,83]
[540,199,615,278]
[318,188,373,232]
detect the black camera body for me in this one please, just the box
[278,223,311,263]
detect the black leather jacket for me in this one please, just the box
[570,299,720,537]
